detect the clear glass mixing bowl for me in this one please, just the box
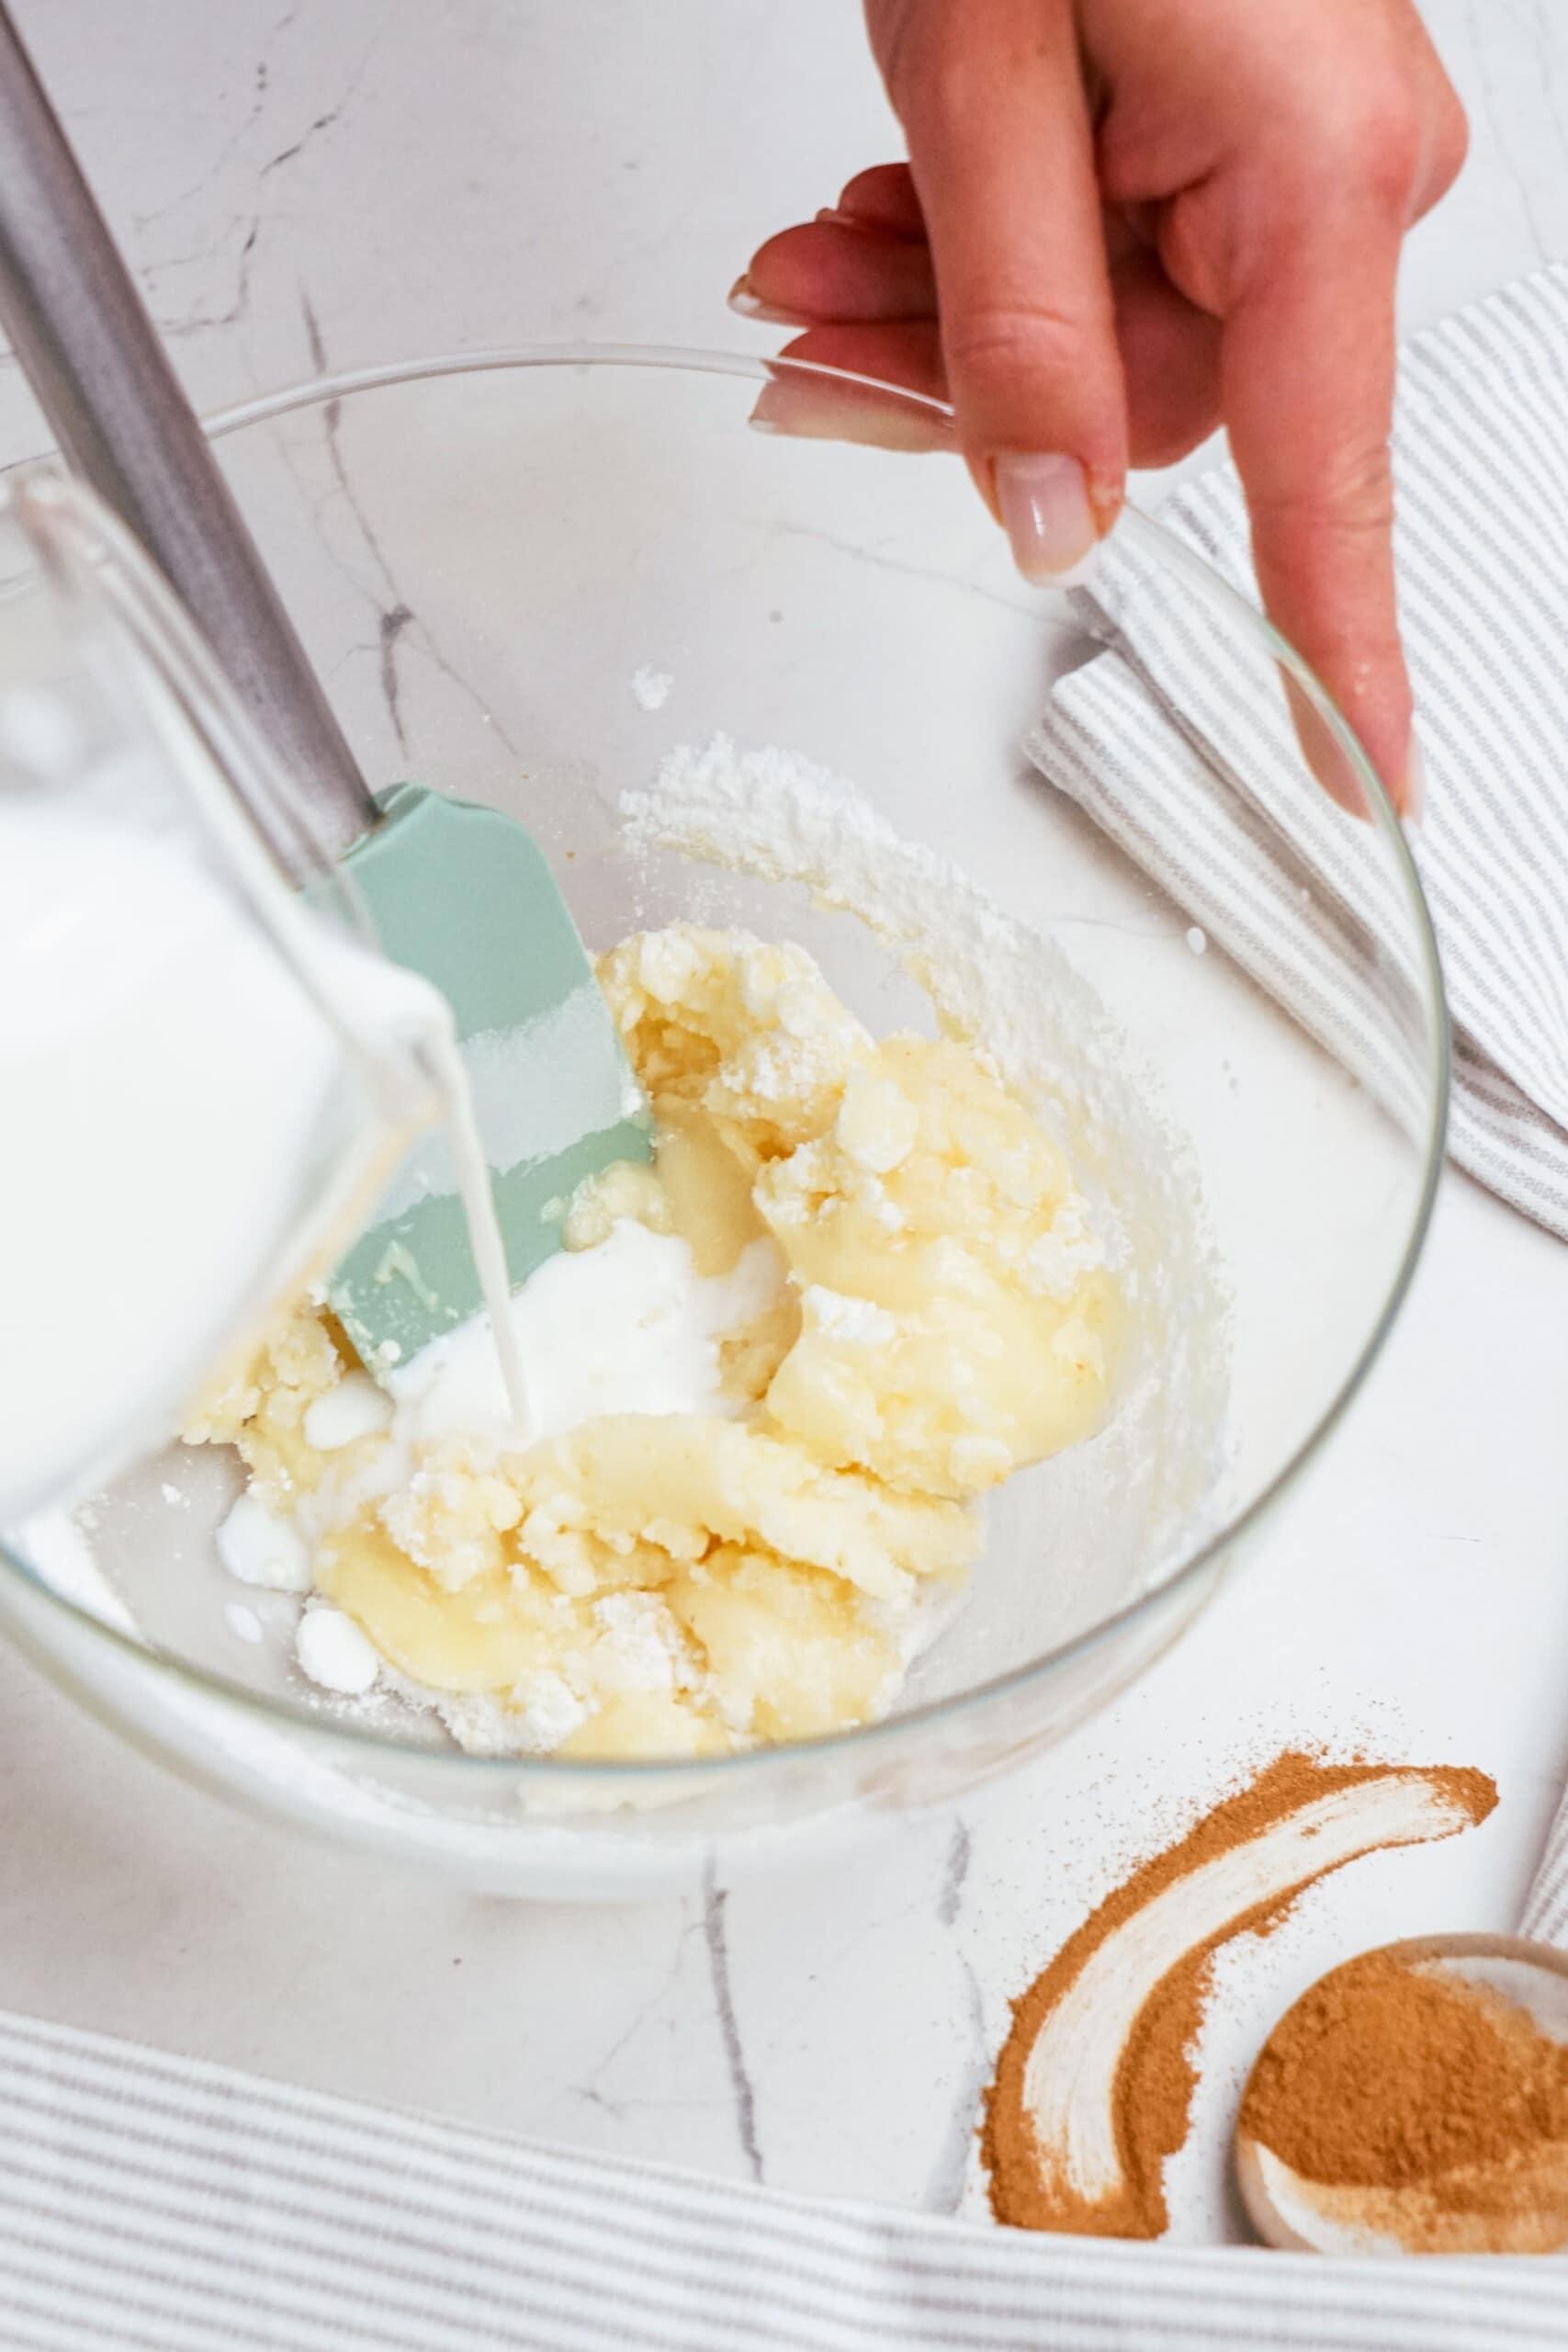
[0,352,1448,1897]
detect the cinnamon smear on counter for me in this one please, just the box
[1239,1950,1568,2253]
[982,1752,1496,2241]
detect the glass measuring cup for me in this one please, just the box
[0,464,438,1524]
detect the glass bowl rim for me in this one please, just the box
[0,343,1452,1787]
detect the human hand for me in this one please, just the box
[734,0,1467,814]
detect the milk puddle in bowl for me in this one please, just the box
[25,735,1228,1774]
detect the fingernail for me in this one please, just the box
[994,454,1099,583]
[1402,733,1426,828]
[728,274,807,326]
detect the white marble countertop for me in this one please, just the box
[5,0,1568,2243]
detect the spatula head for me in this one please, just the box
[327,784,650,1373]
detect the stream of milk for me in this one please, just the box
[415,1022,534,1438]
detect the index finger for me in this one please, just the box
[883,0,1127,571]
[1221,222,1416,815]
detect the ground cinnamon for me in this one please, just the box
[982,1751,1496,2240]
[1239,1948,1568,2251]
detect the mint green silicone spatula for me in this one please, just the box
[0,3,650,1370]
[329,786,649,1370]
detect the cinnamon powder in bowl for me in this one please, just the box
[1238,1938,1568,2255]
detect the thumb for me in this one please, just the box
[882,0,1127,578]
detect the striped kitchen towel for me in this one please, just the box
[1,2002,1566,2351]
[1030,263,1568,1242]
[1523,1769,1568,1946]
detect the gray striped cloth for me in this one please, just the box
[1030,263,1568,1241]
[1523,1786,1568,1947]
[1,1986,1566,2350]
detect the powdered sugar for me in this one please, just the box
[422,1671,592,1758]
[1022,1199,1107,1301]
[296,1603,381,1695]
[215,1492,312,1593]
[591,1591,685,1692]
[801,1285,898,1347]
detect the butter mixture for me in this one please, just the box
[191,924,1118,1759]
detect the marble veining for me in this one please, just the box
[703,1861,764,2184]
[1,0,1567,2245]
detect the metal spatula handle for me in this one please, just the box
[0,4,377,852]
